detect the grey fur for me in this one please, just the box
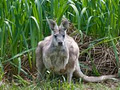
[36,19,117,83]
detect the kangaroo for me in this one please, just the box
[36,19,117,83]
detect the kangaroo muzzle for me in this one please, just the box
[58,42,63,46]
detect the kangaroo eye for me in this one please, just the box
[54,35,57,38]
[63,35,65,38]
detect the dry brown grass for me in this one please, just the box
[67,22,119,76]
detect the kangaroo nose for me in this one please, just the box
[58,42,63,46]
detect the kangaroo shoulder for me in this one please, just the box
[66,35,79,55]
[38,36,52,47]
[66,35,79,48]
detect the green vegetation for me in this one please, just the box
[0,83,120,90]
[0,78,120,90]
[0,0,120,89]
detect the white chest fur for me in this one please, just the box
[43,48,69,73]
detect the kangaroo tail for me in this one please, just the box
[74,63,117,82]
[82,74,116,82]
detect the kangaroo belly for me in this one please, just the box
[43,52,69,74]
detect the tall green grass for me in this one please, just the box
[0,0,120,78]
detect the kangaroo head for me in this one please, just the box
[48,19,69,47]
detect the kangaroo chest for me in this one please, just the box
[43,48,69,74]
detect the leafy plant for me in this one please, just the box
[0,0,119,79]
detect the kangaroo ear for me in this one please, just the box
[61,19,69,30]
[48,19,58,31]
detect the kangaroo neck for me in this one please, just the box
[50,43,67,52]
